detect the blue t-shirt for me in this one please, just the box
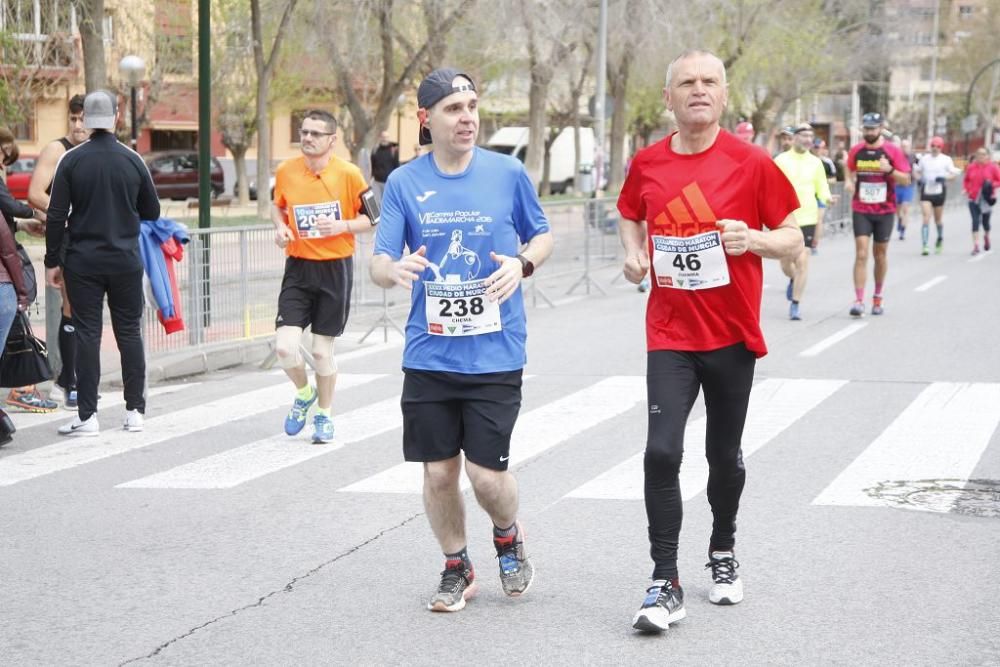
[373,147,550,373]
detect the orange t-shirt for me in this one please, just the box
[273,155,368,261]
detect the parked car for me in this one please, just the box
[5,156,37,201]
[233,174,275,201]
[144,151,225,200]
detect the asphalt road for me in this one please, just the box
[1,204,997,666]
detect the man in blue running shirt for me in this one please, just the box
[371,67,553,613]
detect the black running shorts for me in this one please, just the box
[920,186,946,207]
[275,255,353,336]
[800,224,816,247]
[852,212,895,243]
[401,368,523,471]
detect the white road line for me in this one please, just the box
[0,374,383,487]
[799,322,868,357]
[9,383,202,430]
[565,378,846,500]
[339,375,647,495]
[968,252,990,263]
[117,396,402,489]
[914,275,947,292]
[813,382,1000,510]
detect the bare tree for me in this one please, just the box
[73,0,107,91]
[251,0,299,220]
[0,8,77,127]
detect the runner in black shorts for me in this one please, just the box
[844,113,911,317]
[914,137,959,255]
[270,109,373,444]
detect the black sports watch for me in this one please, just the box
[516,254,534,278]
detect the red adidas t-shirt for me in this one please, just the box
[617,130,799,357]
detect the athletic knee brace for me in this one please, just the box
[275,326,304,370]
[311,334,337,376]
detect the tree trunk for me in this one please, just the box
[524,76,548,188]
[76,0,107,91]
[608,76,628,193]
[255,76,270,220]
[232,148,250,206]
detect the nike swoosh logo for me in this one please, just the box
[416,190,436,203]
[499,455,510,462]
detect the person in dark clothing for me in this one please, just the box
[44,90,160,437]
[370,131,399,200]
[0,131,39,444]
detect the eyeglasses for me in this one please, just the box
[299,129,334,138]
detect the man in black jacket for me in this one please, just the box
[44,90,160,437]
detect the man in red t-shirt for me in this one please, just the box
[617,49,803,634]
[844,112,911,316]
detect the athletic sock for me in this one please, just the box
[921,225,929,245]
[854,288,864,302]
[295,384,315,401]
[315,406,331,418]
[874,284,883,298]
[57,315,77,389]
[493,522,518,538]
[444,547,472,569]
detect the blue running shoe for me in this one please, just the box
[789,302,801,321]
[284,387,317,436]
[312,414,334,444]
[786,279,793,301]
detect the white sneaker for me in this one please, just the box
[58,414,99,437]
[706,551,744,605]
[123,409,144,432]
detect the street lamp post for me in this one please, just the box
[118,55,146,151]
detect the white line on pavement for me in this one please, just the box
[565,378,846,500]
[9,383,202,430]
[813,382,1000,509]
[117,396,402,489]
[339,375,646,495]
[968,251,990,263]
[799,322,868,357]
[0,374,383,487]
[914,275,948,292]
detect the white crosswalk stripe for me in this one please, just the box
[813,382,1000,509]
[339,376,646,495]
[565,378,847,500]
[117,396,401,489]
[0,374,383,487]
[7,383,201,429]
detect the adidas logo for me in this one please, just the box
[652,182,718,236]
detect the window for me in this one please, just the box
[155,0,193,75]
[10,111,32,142]
[149,157,177,173]
[958,5,974,19]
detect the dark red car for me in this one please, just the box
[144,150,224,200]
[5,156,37,201]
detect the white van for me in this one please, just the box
[485,126,595,194]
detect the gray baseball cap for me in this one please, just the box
[417,68,476,145]
[83,90,117,130]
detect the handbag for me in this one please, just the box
[0,311,53,387]
[16,244,37,305]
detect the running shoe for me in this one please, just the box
[935,238,943,254]
[871,295,884,316]
[972,246,980,256]
[123,409,144,432]
[985,235,991,252]
[921,245,930,256]
[427,559,478,612]
[849,301,865,318]
[283,387,317,436]
[51,383,79,410]
[494,521,534,596]
[786,279,794,301]
[789,302,801,321]
[57,414,99,437]
[6,389,58,413]
[632,580,686,632]
[311,414,334,444]
[706,551,744,605]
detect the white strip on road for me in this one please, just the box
[118,396,402,489]
[914,275,947,292]
[566,378,846,500]
[0,374,383,487]
[10,383,201,430]
[813,382,1000,509]
[968,251,990,263]
[799,323,868,358]
[339,375,647,495]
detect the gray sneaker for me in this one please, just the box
[493,521,534,596]
[427,560,478,612]
[632,580,686,632]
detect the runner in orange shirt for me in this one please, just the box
[271,109,374,443]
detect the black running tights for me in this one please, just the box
[644,344,756,580]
